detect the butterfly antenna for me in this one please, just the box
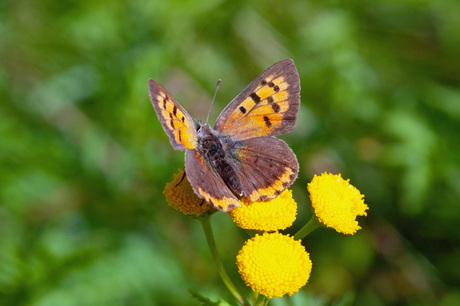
[206,79,221,124]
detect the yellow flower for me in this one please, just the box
[163,169,214,216]
[308,173,368,235]
[229,189,297,231]
[236,232,312,299]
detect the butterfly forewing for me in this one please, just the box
[214,59,300,140]
[148,79,197,150]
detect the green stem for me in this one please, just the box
[254,295,269,306]
[200,216,250,306]
[294,214,322,240]
[263,296,270,306]
[253,291,259,305]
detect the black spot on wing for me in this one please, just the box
[263,116,272,128]
[272,103,280,113]
[267,81,280,92]
[258,195,269,201]
[250,92,261,104]
[239,106,247,114]
[169,113,175,129]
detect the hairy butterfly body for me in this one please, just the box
[149,59,300,211]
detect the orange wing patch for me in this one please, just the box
[149,79,197,150]
[219,74,293,139]
[196,187,241,212]
[157,92,197,149]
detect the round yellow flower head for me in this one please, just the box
[163,169,214,216]
[308,172,368,235]
[236,232,312,299]
[229,189,297,231]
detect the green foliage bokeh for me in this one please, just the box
[1,0,459,305]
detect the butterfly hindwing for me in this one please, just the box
[228,136,299,202]
[214,59,300,140]
[185,149,240,211]
[149,79,197,150]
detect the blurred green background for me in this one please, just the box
[1,0,460,305]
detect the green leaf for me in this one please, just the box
[188,289,234,306]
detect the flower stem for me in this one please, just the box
[294,214,322,240]
[200,216,250,306]
[253,291,259,305]
[254,295,269,306]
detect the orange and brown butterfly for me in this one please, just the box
[148,59,300,212]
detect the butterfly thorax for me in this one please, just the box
[196,124,225,161]
[196,123,243,196]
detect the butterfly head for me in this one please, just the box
[195,122,215,138]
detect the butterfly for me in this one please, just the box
[148,59,300,212]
